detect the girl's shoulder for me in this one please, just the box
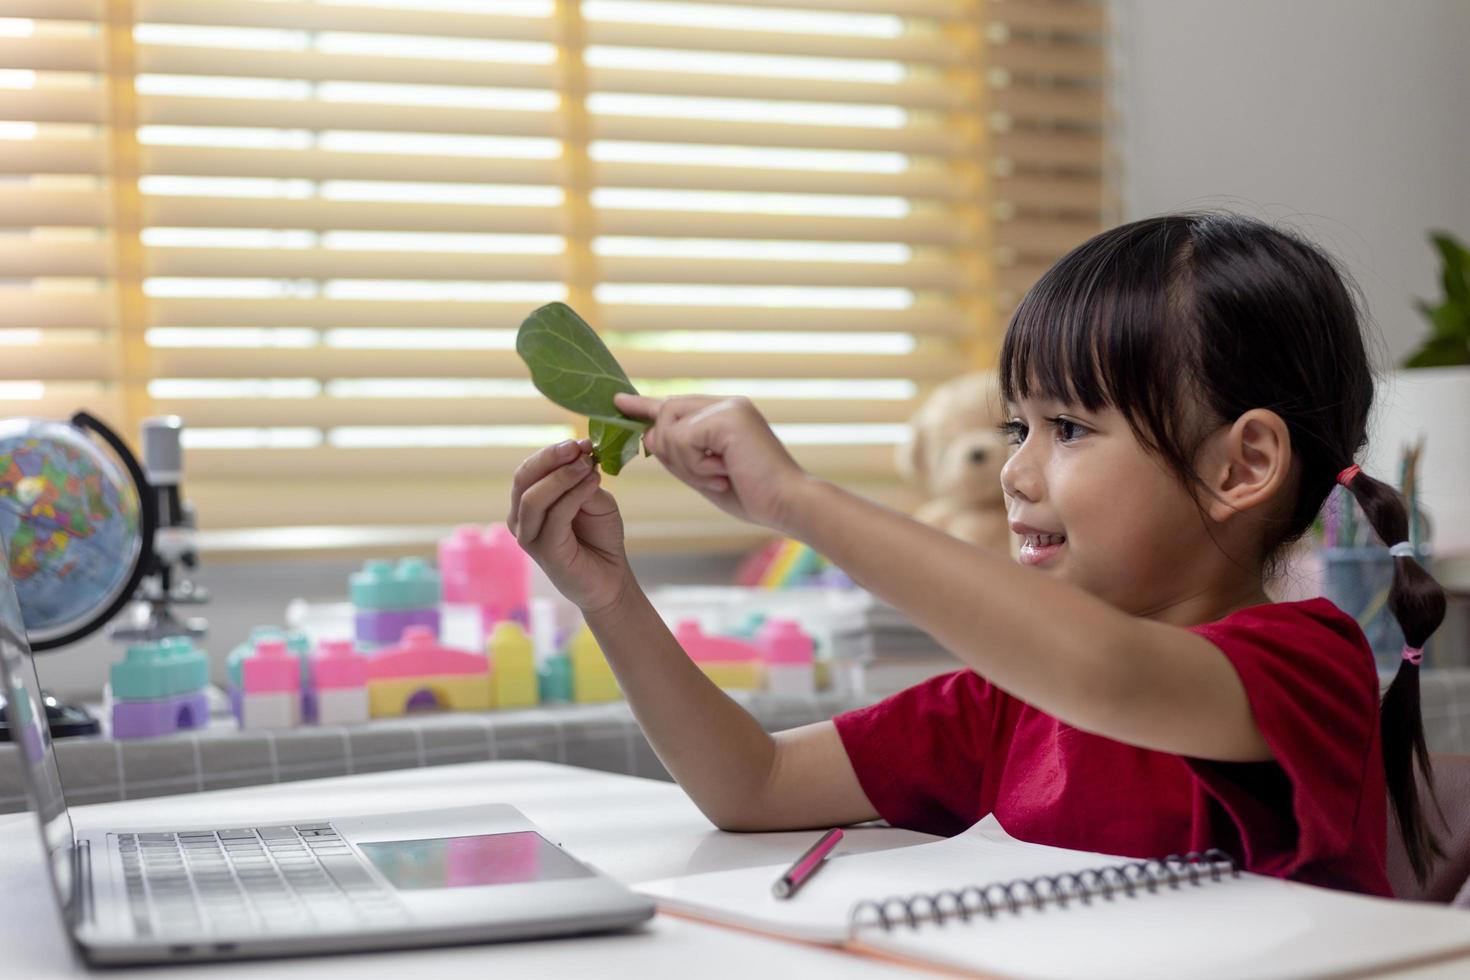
[1195,596,1367,646]
[1190,596,1378,692]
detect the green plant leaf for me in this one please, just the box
[1404,334,1470,369]
[588,418,641,475]
[517,301,646,474]
[1430,232,1470,307]
[1404,231,1470,369]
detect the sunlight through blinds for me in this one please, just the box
[0,0,1112,556]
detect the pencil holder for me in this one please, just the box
[1320,545,1433,671]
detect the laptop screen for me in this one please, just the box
[0,533,77,921]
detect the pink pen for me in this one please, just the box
[772,828,844,899]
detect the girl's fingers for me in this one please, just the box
[539,466,602,541]
[515,456,595,544]
[613,392,659,420]
[509,440,584,532]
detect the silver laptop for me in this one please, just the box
[0,564,653,965]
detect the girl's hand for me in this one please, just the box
[508,438,634,616]
[613,393,812,534]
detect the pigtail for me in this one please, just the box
[1339,464,1447,886]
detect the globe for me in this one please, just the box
[0,416,150,650]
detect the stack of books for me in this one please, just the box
[828,593,960,697]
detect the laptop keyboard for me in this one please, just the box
[116,824,409,938]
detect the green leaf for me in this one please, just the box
[1404,232,1470,368]
[517,301,646,474]
[1430,232,1470,307]
[1404,334,1470,369]
[588,418,641,476]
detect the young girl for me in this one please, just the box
[507,211,1447,897]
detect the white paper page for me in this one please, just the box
[634,816,1135,944]
[859,873,1470,980]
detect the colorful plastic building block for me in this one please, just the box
[241,639,302,729]
[227,627,313,723]
[313,638,370,726]
[674,620,764,690]
[351,558,442,649]
[366,625,491,717]
[538,652,572,704]
[487,621,537,709]
[758,619,816,697]
[567,625,620,703]
[438,523,532,635]
[109,637,210,739]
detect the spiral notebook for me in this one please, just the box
[635,816,1470,979]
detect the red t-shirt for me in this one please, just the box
[833,597,1390,896]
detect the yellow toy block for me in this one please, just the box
[696,661,764,690]
[568,626,621,703]
[367,674,492,717]
[488,621,538,709]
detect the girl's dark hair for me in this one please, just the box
[998,211,1448,885]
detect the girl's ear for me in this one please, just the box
[1199,409,1293,524]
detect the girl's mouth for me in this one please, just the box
[1019,533,1066,567]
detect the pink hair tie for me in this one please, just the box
[1402,646,1423,666]
[1336,464,1361,487]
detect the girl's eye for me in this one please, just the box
[997,420,1026,446]
[1053,418,1087,443]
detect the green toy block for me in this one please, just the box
[110,639,209,701]
[729,613,769,640]
[350,557,442,611]
[537,652,572,704]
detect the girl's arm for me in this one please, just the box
[787,478,1271,763]
[584,583,879,831]
[508,437,877,831]
[611,392,1270,765]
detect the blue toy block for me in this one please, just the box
[729,613,769,640]
[537,653,572,704]
[110,638,209,701]
[350,558,441,611]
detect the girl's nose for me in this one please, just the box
[1000,446,1040,503]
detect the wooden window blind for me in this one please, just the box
[1,0,1111,558]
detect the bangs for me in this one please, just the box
[997,217,1201,456]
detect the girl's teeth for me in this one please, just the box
[1031,534,1064,547]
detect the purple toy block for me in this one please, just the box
[112,691,210,739]
[354,607,440,647]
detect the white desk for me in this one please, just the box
[0,761,935,979]
[3,761,1467,980]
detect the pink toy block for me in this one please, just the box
[438,523,531,627]
[369,625,487,680]
[313,639,368,690]
[242,640,301,694]
[674,620,760,662]
[756,619,814,664]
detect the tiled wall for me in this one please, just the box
[0,693,864,814]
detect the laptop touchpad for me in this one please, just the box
[358,832,593,890]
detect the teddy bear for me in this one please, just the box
[895,372,1014,555]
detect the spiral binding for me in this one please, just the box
[848,848,1239,932]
